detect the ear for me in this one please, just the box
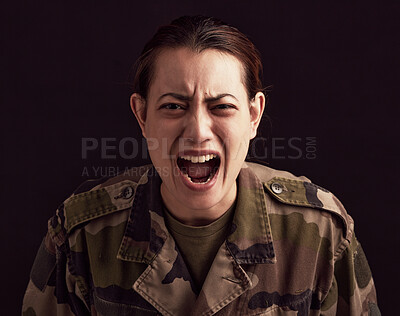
[130,93,147,138]
[249,92,266,139]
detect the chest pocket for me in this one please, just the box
[93,294,160,316]
[245,308,300,315]
[240,289,317,316]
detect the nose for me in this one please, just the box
[182,106,213,145]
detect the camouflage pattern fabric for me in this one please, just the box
[22,162,380,315]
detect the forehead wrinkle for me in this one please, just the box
[157,91,239,105]
[150,47,247,103]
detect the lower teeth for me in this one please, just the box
[184,172,214,184]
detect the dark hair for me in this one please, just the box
[132,15,265,101]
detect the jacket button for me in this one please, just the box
[122,186,134,199]
[114,186,134,200]
[271,182,283,194]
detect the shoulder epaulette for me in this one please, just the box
[63,180,137,233]
[60,165,152,233]
[263,177,354,240]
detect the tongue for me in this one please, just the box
[181,160,213,178]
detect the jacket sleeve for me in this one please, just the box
[22,211,90,316]
[321,232,381,315]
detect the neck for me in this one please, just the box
[160,182,237,226]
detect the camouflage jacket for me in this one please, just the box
[22,162,380,316]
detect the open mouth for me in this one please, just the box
[177,154,220,184]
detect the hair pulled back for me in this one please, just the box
[132,15,264,101]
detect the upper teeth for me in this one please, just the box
[180,154,217,163]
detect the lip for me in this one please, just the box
[176,149,221,158]
[176,164,220,192]
[174,149,221,192]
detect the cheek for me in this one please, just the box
[221,120,252,143]
[221,134,250,161]
[145,119,167,142]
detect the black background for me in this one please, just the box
[1,1,398,315]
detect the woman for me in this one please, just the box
[22,16,380,315]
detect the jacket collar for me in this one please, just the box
[117,163,276,264]
[226,163,276,264]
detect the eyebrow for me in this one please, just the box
[157,92,238,103]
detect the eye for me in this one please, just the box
[211,104,237,110]
[161,103,185,110]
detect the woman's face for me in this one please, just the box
[131,47,264,222]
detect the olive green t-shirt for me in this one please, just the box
[163,203,236,293]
